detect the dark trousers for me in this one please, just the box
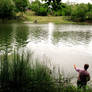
[77,80,87,89]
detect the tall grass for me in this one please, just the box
[0,49,92,92]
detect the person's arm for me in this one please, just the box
[74,64,76,69]
[73,64,80,72]
[87,73,90,81]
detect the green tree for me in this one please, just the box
[85,3,92,20]
[42,0,62,10]
[14,0,28,12]
[86,11,92,20]
[88,3,92,11]
[38,6,47,16]
[30,0,40,12]
[71,4,88,21]
[0,0,15,19]
[30,0,48,16]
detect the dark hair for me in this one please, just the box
[84,64,89,70]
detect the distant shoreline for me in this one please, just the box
[0,15,92,25]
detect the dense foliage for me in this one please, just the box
[0,0,28,19]
[42,0,62,10]
[0,0,92,22]
[29,0,48,16]
[71,4,88,21]
[70,3,92,22]
[13,0,29,12]
[0,0,15,19]
[30,0,92,22]
[29,0,71,16]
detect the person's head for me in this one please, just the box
[84,64,89,70]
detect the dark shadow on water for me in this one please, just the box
[15,25,29,47]
[0,24,13,52]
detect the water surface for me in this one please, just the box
[0,23,92,78]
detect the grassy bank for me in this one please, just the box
[1,16,91,25]
[0,49,92,92]
[0,11,92,24]
[0,10,74,24]
[23,11,73,24]
[22,10,92,24]
[24,15,74,24]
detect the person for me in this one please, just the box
[74,64,90,89]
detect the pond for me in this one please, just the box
[0,23,92,78]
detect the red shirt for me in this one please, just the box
[75,68,90,82]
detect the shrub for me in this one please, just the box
[30,1,47,16]
[0,0,15,19]
[13,0,29,12]
[29,0,40,12]
[53,10,62,16]
[37,6,48,16]
[86,11,92,20]
[71,4,88,21]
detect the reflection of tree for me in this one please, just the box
[15,25,29,47]
[0,24,13,51]
[29,27,48,42]
[53,31,92,45]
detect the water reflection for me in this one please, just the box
[0,23,92,76]
[0,23,92,52]
[0,24,13,52]
[15,25,29,47]
[53,31,92,46]
[28,25,48,43]
[48,23,54,44]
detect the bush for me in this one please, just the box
[30,1,47,16]
[29,0,40,12]
[71,4,88,21]
[0,0,15,19]
[86,11,92,20]
[37,6,48,16]
[13,0,28,12]
[53,10,62,16]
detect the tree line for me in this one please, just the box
[0,0,92,22]
[0,0,28,19]
[30,0,92,22]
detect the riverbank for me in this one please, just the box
[0,11,92,24]
[0,50,92,92]
[1,16,92,25]
[22,12,92,24]
[24,15,74,24]
[0,16,73,24]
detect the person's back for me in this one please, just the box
[74,64,90,88]
[79,70,90,83]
